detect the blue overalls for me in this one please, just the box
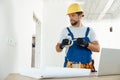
[64,27,92,67]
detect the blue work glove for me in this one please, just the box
[60,39,70,49]
[77,38,89,47]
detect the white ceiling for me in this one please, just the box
[43,0,120,20]
[75,0,120,20]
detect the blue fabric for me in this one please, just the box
[64,59,67,67]
[64,27,92,67]
[67,27,74,40]
[85,27,90,37]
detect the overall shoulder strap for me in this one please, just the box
[85,27,90,37]
[66,27,74,40]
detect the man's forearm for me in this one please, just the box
[87,41,100,52]
[56,43,63,52]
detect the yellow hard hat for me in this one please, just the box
[67,3,84,15]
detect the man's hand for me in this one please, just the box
[77,38,89,47]
[60,39,70,49]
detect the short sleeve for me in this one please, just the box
[89,28,97,42]
[58,28,68,43]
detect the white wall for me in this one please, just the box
[0,0,43,79]
[41,0,120,70]
[33,0,43,68]
[0,1,17,79]
[12,0,33,69]
[112,17,120,47]
[41,1,70,68]
[12,0,43,70]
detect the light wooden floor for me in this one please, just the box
[5,73,120,80]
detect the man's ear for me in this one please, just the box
[82,15,84,17]
[78,14,83,18]
[82,13,84,17]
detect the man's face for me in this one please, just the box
[68,13,82,26]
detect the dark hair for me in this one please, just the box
[76,12,84,17]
